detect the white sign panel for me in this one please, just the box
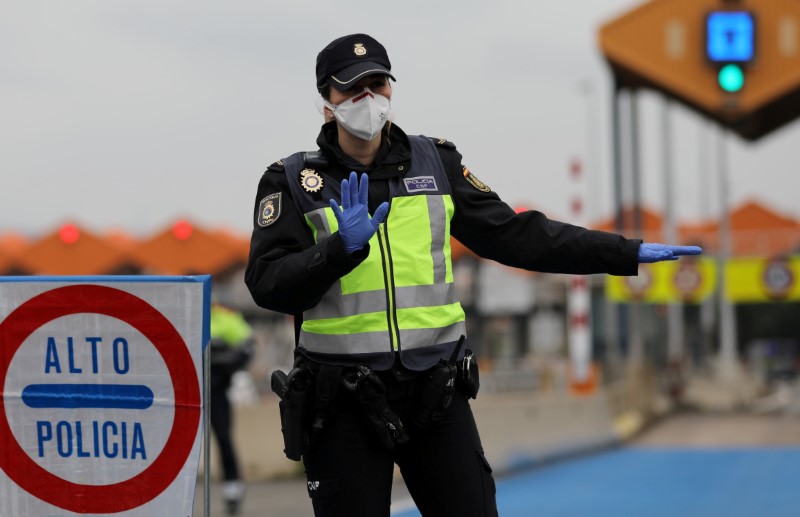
[0,276,209,516]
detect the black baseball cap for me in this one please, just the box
[316,34,396,92]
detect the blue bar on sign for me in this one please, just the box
[21,384,154,410]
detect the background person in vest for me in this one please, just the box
[245,33,701,517]
[209,302,254,516]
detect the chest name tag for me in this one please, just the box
[403,176,438,193]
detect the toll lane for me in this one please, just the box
[392,412,800,517]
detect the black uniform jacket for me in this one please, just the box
[245,122,641,322]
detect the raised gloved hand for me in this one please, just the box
[638,243,702,263]
[330,171,390,254]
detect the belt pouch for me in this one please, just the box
[413,360,456,429]
[344,366,409,450]
[458,349,480,399]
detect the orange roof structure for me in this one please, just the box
[132,220,247,276]
[591,200,800,257]
[592,205,667,242]
[103,228,138,252]
[0,248,15,274]
[731,200,798,231]
[15,224,133,275]
[679,199,800,256]
[0,233,28,273]
[210,228,251,264]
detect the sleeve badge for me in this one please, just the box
[257,193,282,227]
[462,166,491,192]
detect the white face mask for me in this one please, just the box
[325,88,391,141]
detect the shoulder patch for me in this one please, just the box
[462,166,491,193]
[257,192,282,227]
[427,137,457,151]
[265,160,285,174]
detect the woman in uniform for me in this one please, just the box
[245,33,700,517]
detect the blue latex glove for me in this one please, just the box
[330,171,390,254]
[638,243,702,263]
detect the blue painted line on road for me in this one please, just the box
[392,447,800,517]
[21,384,154,409]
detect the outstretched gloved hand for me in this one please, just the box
[330,171,390,254]
[638,243,702,263]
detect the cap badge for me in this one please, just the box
[300,168,324,193]
[258,192,282,227]
[353,43,367,56]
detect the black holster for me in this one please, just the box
[271,366,313,461]
[342,366,409,450]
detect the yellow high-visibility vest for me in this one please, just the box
[283,136,466,370]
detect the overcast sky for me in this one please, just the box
[2,0,798,238]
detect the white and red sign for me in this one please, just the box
[0,277,209,516]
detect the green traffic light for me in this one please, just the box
[718,64,744,93]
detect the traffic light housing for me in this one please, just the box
[706,10,755,93]
[600,0,800,141]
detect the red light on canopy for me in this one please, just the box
[172,220,193,240]
[59,224,80,245]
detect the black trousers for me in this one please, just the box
[210,374,241,482]
[302,383,498,517]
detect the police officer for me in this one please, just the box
[209,303,254,515]
[245,33,700,517]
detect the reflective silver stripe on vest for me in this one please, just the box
[306,289,388,321]
[399,321,466,351]
[305,283,458,320]
[394,283,457,309]
[427,195,447,284]
[304,207,350,322]
[299,329,391,355]
[307,208,332,240]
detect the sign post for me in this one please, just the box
[0,276,209,516]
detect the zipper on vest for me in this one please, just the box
[376,223,401,351]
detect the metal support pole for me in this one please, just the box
[662,98,683,363]
[608,79,624,377]
[627,89,643,367]
[204,342,211,516]
[716,128,739,379]
[612,83,624,234]
[630,90,643,236]
[698,119,715,369]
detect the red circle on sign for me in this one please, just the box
[763,259,794,299]
[0,284,201,513]
[673,262,702,298]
